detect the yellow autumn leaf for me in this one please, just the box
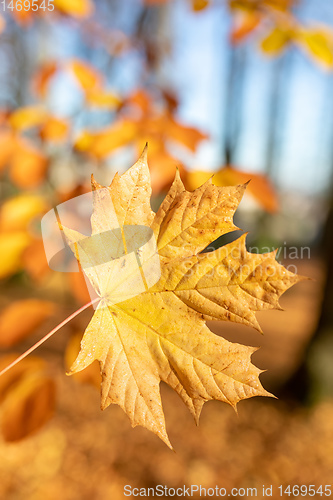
[86,89,122,109]
[22,238,51,282]
[9,106,48,131]
[53,0,93,18]
[75,120,138,158]
[60,148,303,448]
[297,27,333,69]
[0,232,31,279]
[0,194,47,233]
[69,59,103,92]
[261,26,291,55]
[229,0,291,13]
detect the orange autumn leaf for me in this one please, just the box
[32,61,58,98]
[0,355,45,402]
[1,371,56,442]
[9,140,48,188]
[148,150,184,194]
[86,89,122,109]
[22,239,51,282]
[231,11,262,43]
[67,266,92,305]
[0,130,16,172]
[192,0,209,11]
[75,89,206,179]
[75,120,138,158]
[185,166,279,213]
[165,115,207,152]
[76,107,206,166]
[0,300,56,349]
[69,59,103,92]
[39,116,69,142]
[11,5,35,26]
[69,60,121,109]
[126,89,151,114]
[0,355,55,442]
[5,105,68,145]
[229,0,293,13]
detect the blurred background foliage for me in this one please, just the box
[0,0,333,498]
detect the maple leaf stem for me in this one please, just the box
[0,297,100,378]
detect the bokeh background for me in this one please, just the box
[0,0,333,498]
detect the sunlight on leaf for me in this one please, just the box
[60,149,302,448]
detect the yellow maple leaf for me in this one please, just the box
[61,148,303,448]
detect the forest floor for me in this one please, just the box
[0,257,332,500]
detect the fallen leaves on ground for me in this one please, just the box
[0,356,55,442]
[60,147,302,447]
[0,300,56,349]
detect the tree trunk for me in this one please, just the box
[279,198,333,403]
